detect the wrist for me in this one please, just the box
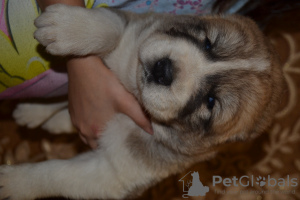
[66,56,107,77]
[37,0,85,11]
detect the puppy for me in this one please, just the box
[0,4,284,200]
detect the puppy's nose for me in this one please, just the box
[151,58,173,86]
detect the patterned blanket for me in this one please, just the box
[0,0,222,99]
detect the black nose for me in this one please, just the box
[151,58,173,86]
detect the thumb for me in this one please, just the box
[118,94,153,135]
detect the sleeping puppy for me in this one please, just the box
[0,4,284,200]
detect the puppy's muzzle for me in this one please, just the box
[149,58,173,86]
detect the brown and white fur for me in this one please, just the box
[0,4,283,200]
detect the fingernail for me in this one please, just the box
[146,126,154,135]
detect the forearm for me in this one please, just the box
[37,0,85,11]
[35,1,153,140]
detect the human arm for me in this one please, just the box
[36,0,153,149]
[37,0,85,10]
[67,57,153,149]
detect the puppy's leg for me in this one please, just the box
[0,143,157,199]
[13,102,75,134]
[34,4,126,57]
[0,152,116,200]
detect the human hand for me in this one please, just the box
[67,56,153,149]
[36,1,152,149]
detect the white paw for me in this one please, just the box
[13,104,51,128]
[0,165,24,200]
[0,166,12,200]
[42,109,75,134]
[13,102,68,129]
[34,4,91,56]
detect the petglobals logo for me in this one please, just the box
[212,175,298,188]
[179,172,299,198]
[179,171,209,198]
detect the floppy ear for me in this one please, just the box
[250,58,285,140]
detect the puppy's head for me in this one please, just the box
[137,15,284,154]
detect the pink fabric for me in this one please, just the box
[0,0,216,99]
[0,0,8,37]
[0,69,68,99]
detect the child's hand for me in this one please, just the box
[67,56,153,149]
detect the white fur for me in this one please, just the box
[0,4,280,200]
[1,5,173,199]
[0,115,167,199]
[13,102,68,129]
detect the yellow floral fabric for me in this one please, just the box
[0,0,48,93]
[0,0,104,93]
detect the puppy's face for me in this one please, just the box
[137,15,283,152]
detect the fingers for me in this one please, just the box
[118,93,153,135]
[67,56,153,150]
[87,140,98,150]
[101,66,153,135]
[78,132,99,150]
[78,134,88,144]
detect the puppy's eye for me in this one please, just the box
[204,37,212,50]
[207,96,215,110]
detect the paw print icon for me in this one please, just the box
[256,176,266,187]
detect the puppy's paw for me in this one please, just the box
[13,102,68,130]
[41,109,75,134]
[13,104,48,128]
[0,166,22,200]
[34,4,90,56]
[0,164,41,200]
